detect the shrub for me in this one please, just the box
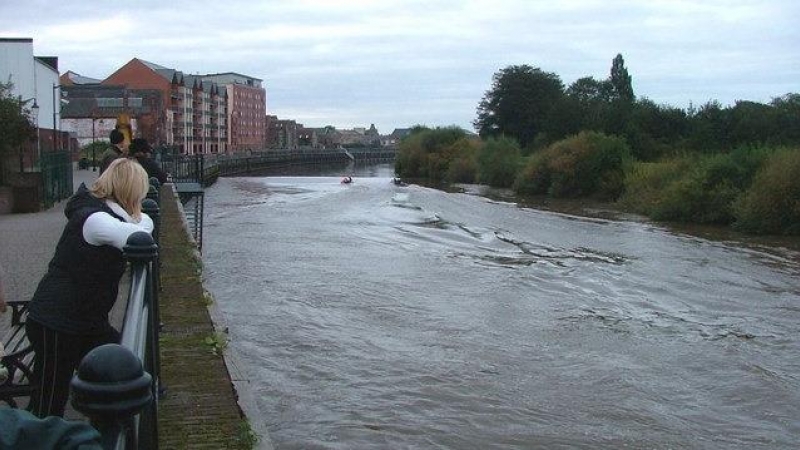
[446,138,480,183]
[620,147,779,225]
[514,131,630,199]
[734,148,800,234]
[395,126,467,180]
[618,159,689,214]
[477,136,522,187]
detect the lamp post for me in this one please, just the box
[91,117,104,171]
[52,84,60,151]
[18,97,39,172]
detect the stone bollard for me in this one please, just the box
[70,344,153,446]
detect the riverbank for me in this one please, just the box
[157,184,271,449]
[445,182,800,253]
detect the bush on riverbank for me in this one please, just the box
[393,125,800,235]
[733,148,800,234]
[514,131,630,199]
[395,126,470,180]
[445,138,480,183]
[477,136,522,187]
[618,146,800,232]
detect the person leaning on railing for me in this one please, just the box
[130,137,169,184]
[24,158,154,418]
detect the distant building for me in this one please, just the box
[381,128,412,147]
[60,70,101,85]
[201,72,267,152]
[297,126,318,148]
[0,37,63,161]
[59,83,166,148]
[103,58,230,154]
[266,115,299,149]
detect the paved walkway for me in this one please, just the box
[0,165,104,417]
[0,165,97,307]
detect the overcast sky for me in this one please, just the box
[2,0,798,134]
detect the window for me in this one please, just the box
[97,98,123,108]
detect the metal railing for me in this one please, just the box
[69,196,162,449]
[40,151,73,209]
[159,147,396,185]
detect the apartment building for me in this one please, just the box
[202,73,266,152]
[103,58,229,154]
[266,115,299,149]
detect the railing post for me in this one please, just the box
[123,230,160,449]
[70,344,153,449]
[147,178,160,205]
[142,196,161,313]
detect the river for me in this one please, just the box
[202,164,800,449]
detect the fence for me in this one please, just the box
[39,151,73,209]
[69,196,162,449]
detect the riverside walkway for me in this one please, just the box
[0,163,272,449]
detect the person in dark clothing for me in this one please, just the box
[129,138,169,184]
[0,408,102,449]
[98,128,128,175]
[25,158,154,418]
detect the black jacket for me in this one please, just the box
[27,184,127,335]
[135,155,168,184]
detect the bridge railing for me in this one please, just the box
[161,147,396,184]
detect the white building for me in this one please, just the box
[0,37,62,152]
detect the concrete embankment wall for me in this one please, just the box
[158,184,273,449]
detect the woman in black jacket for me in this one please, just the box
[25,158,154,417]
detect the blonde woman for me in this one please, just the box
[26,158,154,418]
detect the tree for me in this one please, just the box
[0,82,37,185]
[474,65,564,148]
[609,54,634,103]
[566,76,613,134]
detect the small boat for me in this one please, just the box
[392,177,407,186]
[341,176,353,184]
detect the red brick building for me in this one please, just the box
[104,58,230,154]
[202,73,266,152]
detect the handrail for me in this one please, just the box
[70,194,161,450]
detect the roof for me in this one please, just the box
[139,59,171,71]
[63,70,102,85]
[203,72,263,82]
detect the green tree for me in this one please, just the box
[687,100,731,152]
[474,65,564,148]
[771,93,800,144]
[609,54,634,103]
[0,82,37,185]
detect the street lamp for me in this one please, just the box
[19,97,39,172]
[91,117,104,171]
[52,84,60,151]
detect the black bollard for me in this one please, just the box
[124,230,158,263]
[70,344,153,447]
[147,180,160,204]
[142,198,160,245]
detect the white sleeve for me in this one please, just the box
[83,212,155,250]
